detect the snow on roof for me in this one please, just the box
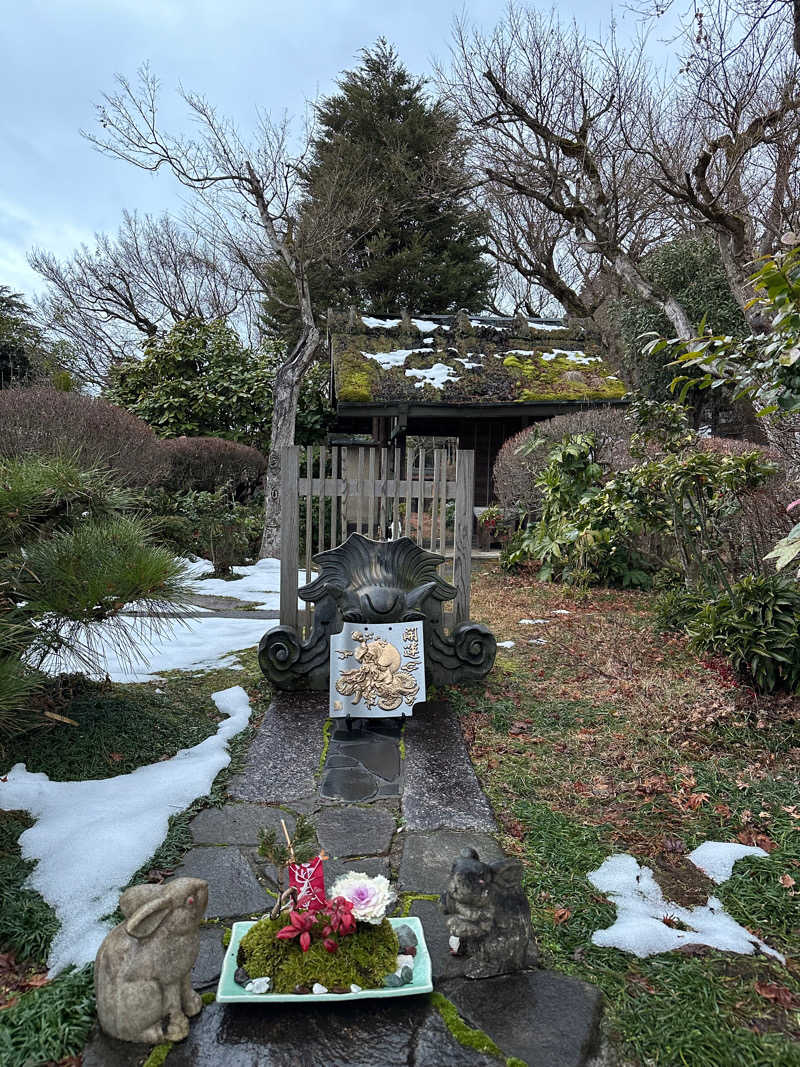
[406,363,461,389]
[362,348,429,369]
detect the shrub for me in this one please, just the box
[493,407,631,517]
[0,455,187,736]
[160,436,267,497]
[0,387,167,487]
[685,574,800,693]
[652,587,706,633]
[148,487,263,574]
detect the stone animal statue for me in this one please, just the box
[441,848,536,978]
[94,877,208,1044]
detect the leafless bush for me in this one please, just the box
[493,407,632,514]
[0,387,167,486]
[161,437,267,497]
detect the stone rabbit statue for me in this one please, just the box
[441,848,536,978]
[94,877,208,1044]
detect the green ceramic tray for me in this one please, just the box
[216,915,433,1004]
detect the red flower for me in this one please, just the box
[299,931,311,952]
[323,938,338,953]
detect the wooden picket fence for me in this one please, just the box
[278,445,475,633]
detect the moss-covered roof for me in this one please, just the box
[330,312,626,406]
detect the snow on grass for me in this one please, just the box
[362,348,429,370]
[455,357,482,370]
[688,842,769,884]
[0,686,252,974]
[497,640,516,649]
[411,318,449,332]
[528,638,547,645]
[520,618,549,625]
[406,363,461,389]
[551,609,571,615]
[588,851,784,962]
[361,316,401,329]
[183,556,305,610]
[38,615,270,682]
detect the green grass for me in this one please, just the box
[0,653,268,1064]
[0,966,95,1067]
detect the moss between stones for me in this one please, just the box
[431,992,526,1066]
[317,717,334,776]
[397,892,440,917]
[201,991,216,1006]
[222,927,232,948]
[238,914,398,993]
[142,1041,172,1067]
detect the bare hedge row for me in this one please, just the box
[0,388,267,495]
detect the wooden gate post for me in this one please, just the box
[452,449,475,627]
[279,446,300,629]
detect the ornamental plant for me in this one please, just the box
[275,896,357,954]
[328,872,397,925]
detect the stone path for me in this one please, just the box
[84,691,606,1067]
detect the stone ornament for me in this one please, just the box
[441,848,536,979]
[94,877,208,1044]
[259,533,496,690]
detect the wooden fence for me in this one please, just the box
[278,445,475,632]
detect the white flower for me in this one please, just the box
[329,871,397,925]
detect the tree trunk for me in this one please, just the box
[259,326,321,558]
[613,253,694,340]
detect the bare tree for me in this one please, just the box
[81,67,376,556]
[635,1,800,328]
[441,9,695,341]
[31,212,251,385]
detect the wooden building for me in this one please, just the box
[328,311,627,507]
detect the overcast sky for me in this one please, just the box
[1,1,661,302]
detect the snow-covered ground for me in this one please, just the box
[182,556,306,610]
[38,614,271,682]
[588,846,783,962]
[0,686,252,973]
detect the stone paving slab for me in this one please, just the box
[191,804,296,846]
[193,925,227,988]
[176,846,270,918]
[228,692,327,804]
[163,997,499,1067]
[442,971,604,1067]
[403,703,496,832]
[398,831,505,894]
[314,804,396,858]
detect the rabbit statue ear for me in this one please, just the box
[125,897,172,939]
[119,883,160,919]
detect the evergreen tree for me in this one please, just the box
[265,40,493,336]
[0,287,38,387]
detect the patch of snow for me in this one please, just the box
[38,615,271,682]
[0,686,252,974]
[361,316,401,329]
[455,357,482,370]
[530,321,568,332]
[520,618,548,625]
[506,348,599,364]
[422,337,434,344]
[406,363,461,389]
[362,348,429,370]
[497,640,516,649]
[184,556,305,610]
[551,609,571,615]
[528,638,547,645]
[411,318,449,332]
[688,842,769,884]
[588,852,784,962]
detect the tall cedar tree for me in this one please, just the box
[0,287,38,387]
[265,41,493,339]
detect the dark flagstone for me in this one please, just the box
[324,754,359,768]
[442,971,604,1067]
[314,804,396,857]
[176,846,269,918]
[333,738,401,781]
[228,691,327,804]
[319,765,378,802]
[403,703,496,832]
[398,831,506,894]
[193,925,227,988]
[191,804,296,846]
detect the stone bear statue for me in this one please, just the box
[441,848,536,978]
[94,877,208,1044]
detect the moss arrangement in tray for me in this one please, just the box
[237,913,399,993]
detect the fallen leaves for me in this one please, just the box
[552,907,572,925]
[737,829,777,852]
[778,874,796,890]
[754,982,800,1010]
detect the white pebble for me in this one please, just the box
[395,953,415,974]
[245,977,271,994]
[350,983,362,993]
[312,982,328,995]
[448,935,461,953]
